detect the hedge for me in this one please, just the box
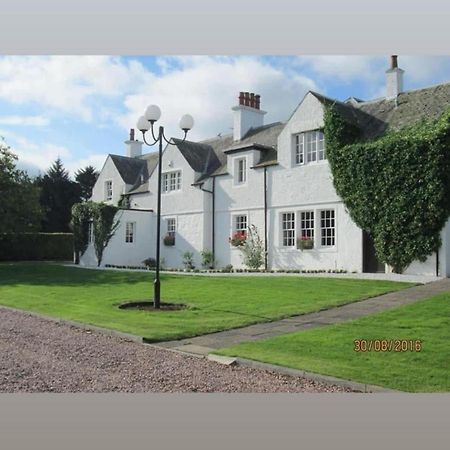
[0,233,74,261]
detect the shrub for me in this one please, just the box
[221,264,233,273]
[200,249,215,269]
[0,233,73,261]
[182,251,195,270]
[239,225,265,270]
[142,257,157,269]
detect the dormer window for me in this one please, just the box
[234,157,247,185]
[294,130,326,165]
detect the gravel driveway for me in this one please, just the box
[0,307,351,393]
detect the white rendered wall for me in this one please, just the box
[129,144,209,269]
[80,209,155,267]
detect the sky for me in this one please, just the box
[0,55,449,178]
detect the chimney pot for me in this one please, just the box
[391,55,398,69]
[244,92,250,106]
[130,128,135,141]
[250,93,255,108]
[255,94,260,110]
[239,91,245,106]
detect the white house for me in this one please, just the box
[83,57,450,277]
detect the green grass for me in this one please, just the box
[0,262,413,342]
[217,293,450,392]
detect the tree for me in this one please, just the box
[36,158,81,232]
[0,138,42,233]
[75,165,99,201]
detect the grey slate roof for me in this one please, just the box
[110,154,147,185]
[354,82,450,139]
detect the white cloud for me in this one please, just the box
[0,56,147,121]
[118,56,318,141]
[0,130,106,177]
[0,115,49,126]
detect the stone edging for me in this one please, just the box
[232,357,402,393]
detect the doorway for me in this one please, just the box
[362,230,385,273]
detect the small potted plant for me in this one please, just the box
[297,235,314,250]
[229,231,247,247]
[163,233,175,246]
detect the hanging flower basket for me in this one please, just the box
[229,231,247,247]
[163,234,175,246]
[297,236,314,250]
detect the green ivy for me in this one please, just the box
[324,105,450,273]
[71,201,120,267]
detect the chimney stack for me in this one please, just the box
[125,128,143,158]
[232,91,266,141]
[386,55,404,100]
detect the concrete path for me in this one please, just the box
[155,278,450,355]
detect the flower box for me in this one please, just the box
[297,236,314,250]
[163,234,175,246]
[229,231,246,247]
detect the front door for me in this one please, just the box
[362,231,385,273]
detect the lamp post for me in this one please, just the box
[137,106,194,309]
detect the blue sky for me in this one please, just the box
[0,55,449,177]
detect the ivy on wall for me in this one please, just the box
[71,201,120,267]
[324,105,450,273]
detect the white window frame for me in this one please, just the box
[299,210,315,241]
[293,130,326,165]
[162,170,182,194]
[319,209,336,247]
[281,212,296,247]
[166,217,176,237]
[234,214,248,233]
[233,156,247,186]
[125,221,135,244]
[104,180,113,201]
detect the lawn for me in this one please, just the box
[216,292,450,392]
[0,263,413,342]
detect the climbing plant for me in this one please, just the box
[324,105,450,273]
[71,201,120,266]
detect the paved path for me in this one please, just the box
[156,278,450,355]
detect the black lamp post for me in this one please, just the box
[137,105,194,309]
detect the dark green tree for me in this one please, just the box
[37,158,81,232]
[75,165,99,201]
[0,138,42,233]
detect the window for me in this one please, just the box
[295,133,305,164]
[300,211,314,240]
[281,212,295,247]
[294,130,326,165]
[125,222,135,243]
[162,171,182,193]
[235,157,247,184]
[88,221,94,244]
[320,210,335,246]
[167,218,176,237]
[234,215,247,232]
[105,180,113,201]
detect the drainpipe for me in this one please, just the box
[436,248,439,277]
[199,178,215,266]
[264,167,268,271]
